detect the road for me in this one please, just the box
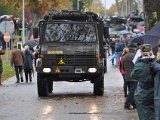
[0,60,138,120]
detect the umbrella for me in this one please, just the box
[143,35,160,55]
[24,40,39,50]
[117,30,128,35]
[137,26,145,31]
[133,29,141,33]
[130,36,144,45]
[0,15,8,19]
[142,21,160,55]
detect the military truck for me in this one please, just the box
[34,11,108,97]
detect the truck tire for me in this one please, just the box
[48,80,53,93]
[37,73,48,97]
[94,75,104,96]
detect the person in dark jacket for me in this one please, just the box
[24,46,33,82]
[11,45,25,83]
[110,38,116,65]
[123,44,137,109]
[131,44,155,120]
[115,39,125,66]
[0,46,5,85]
[154,44,160,120]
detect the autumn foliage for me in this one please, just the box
[3,0,72,17]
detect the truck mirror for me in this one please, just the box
[104,27,109,38]
[33,28,39,39]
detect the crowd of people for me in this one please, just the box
[10,45,34,83]
[108,34,160,119]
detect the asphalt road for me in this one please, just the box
[0,59,138,120]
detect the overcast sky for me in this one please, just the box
[101,0,115,9]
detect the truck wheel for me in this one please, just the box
[94,75,104,96]
[37,73,48,97]
[48,80,53,93]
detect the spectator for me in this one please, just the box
[0,46,5,85]
[131,44,155,119]
[154,44,160,120]
[118,47,129,97]
[11,45,25,83]
[110,38,116,65]
[33,45,39,67]
[123,45,137,110]
[115,39,125,66]
[132,43,143,64]
[24,46,33,82]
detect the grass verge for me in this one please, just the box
[2,61,15,81]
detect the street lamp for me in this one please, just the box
[22,0,25,44]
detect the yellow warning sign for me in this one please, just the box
[55,67,61,73]
[58,58,65,65]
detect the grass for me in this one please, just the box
[2,60,15,81]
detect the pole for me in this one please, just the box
[4,21,8,61]
[6,42,8,61]
[22,0,25,44]
[77,0,79,10]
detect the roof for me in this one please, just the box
[42,11,100,22]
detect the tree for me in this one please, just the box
[3,0,72,38]
[84,0,104,14]
[115,0,121,16]
[143,0,157,31]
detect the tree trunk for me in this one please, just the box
[155,0,160,21]
[143,0,156,32]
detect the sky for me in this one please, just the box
[101,0,115,9]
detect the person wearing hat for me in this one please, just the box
[131,44,155,120]
[123,44,137,110]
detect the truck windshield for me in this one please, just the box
[44,23,97,42]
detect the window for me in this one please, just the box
[45,23,97,43]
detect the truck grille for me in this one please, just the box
[43,54,96,66]
[74,55,95,66]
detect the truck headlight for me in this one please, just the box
[88,68,97,73]
[43,68,51,73]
